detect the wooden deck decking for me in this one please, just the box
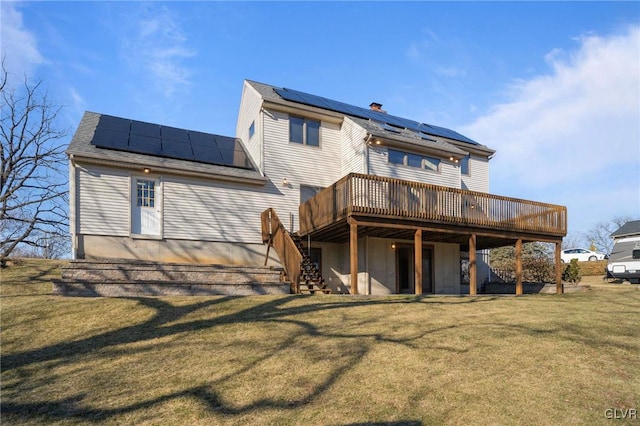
[299,173,566,248]
[297,173,567,295]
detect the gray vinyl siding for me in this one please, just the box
[163,175,280,243]
[367,146,460,188]
[461,155,490,192]
[341,118,366,175]
[235,83,264,171]
[77,164,130,236]
[261,109,342,231]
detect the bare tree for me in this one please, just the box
[561,232,586,250]
[1,60,68,265]
[585,215,637,255]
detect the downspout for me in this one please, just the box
[68,155,77,260]
[364,133,372,175]
[259,107,266,176]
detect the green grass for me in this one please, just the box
[1,259,639,425]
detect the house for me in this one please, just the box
[607,220,640,283]
[64,80,567,296]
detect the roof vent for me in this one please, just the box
[369,102,386,113]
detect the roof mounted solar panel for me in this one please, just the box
[425,124,479,145]
[161,140,194,161]
[419,132,437,142]
[130,120,161,138]
[161,125,189,142]
[215,135,236,151]
[275,86,479,145]
[97,115,131,134]
[191,143,224,164]
[383,123,402,134]
[129,134,163,156]
[91,128,129,150]
[189,130,216,146]
[89,114,256,170]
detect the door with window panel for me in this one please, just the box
[132,177,161,235]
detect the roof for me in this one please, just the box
[610,220,640,238]
[246,80,495,156]
[66,112,266,184]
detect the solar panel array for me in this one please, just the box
[90,115,254,170]
[274,87,479,145]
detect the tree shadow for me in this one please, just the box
[3,293,635,422]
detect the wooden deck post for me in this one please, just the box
[350,221,358,295]
[515,239,523,295]
[555,242,563,294]
[415,229,422,295]
[469,234,477,295]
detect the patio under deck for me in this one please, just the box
[298,173,568,295]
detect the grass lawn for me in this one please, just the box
[1,259,639,425]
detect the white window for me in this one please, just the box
[249,121,255,139]
[290,116,320,147]
[388,148,440,172]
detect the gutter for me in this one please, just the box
[69,154,268,186]
[262,98,344,124]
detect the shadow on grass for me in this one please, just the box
[2,295,496,371]
[0,262,63,297]
[3,293,633,422]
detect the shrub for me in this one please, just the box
[490,242,555,283]
[562,259,582,283]
[523,257,555,283]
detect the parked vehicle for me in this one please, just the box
[560,248,606,263]
[607,235,640,284]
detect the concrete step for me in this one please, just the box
[299,288,333,295]
[54,260,289,297]
[299,284,332,295]
[61,260,283,285]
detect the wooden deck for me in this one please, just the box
[298,173,567,296]
[299,173,567,249]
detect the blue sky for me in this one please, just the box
[3,1,639,242]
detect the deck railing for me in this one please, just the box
[261,208,302,293]
[299,173,567,237]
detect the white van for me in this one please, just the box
[607,234,640,284]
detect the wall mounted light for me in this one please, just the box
[143,168,151,173]
[391,243,396,250]
[282,178,289,187]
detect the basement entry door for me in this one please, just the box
[132,177,161,236]
[397,246,433,294]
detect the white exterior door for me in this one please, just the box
[132,177,161,235]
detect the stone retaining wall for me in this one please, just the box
[53,260,289,297]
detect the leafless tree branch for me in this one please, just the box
[1,58,69,264]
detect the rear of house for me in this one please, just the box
[66,80,567,295]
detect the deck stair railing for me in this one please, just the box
[261,208,331,294]
[290,234,331,295]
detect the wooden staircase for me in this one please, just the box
[261,208,332,295]
[290,234,332,295]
